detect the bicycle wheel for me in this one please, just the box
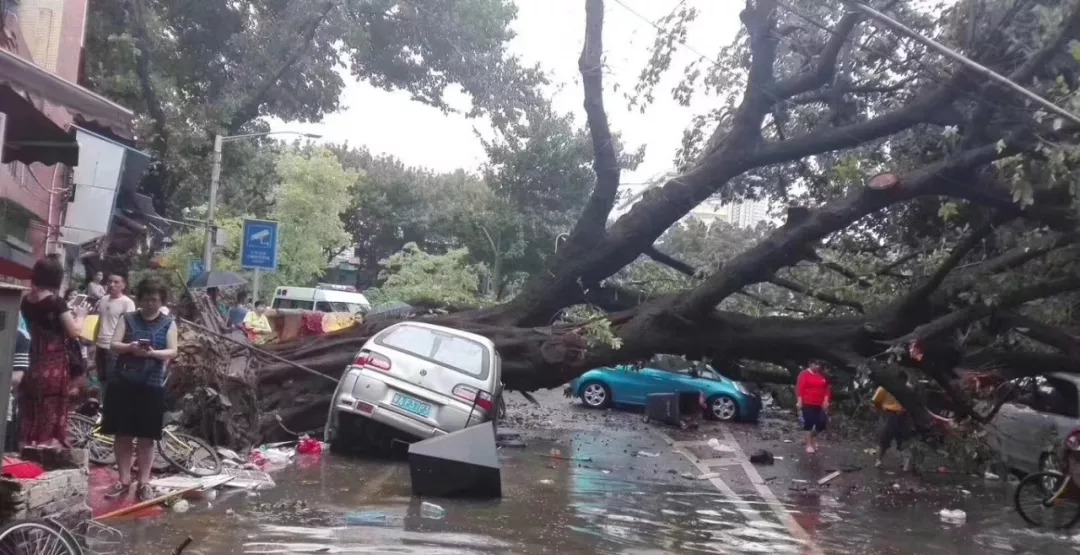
[157,432,222,477]
[65,414,114,466]
[0,518,80,555]
[1014,471,1080,528]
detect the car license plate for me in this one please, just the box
[391,393,432,418]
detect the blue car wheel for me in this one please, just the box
[581,381,612,409]
[707,394,739,421]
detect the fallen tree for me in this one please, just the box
[175,0,1080,445]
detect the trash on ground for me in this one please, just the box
[541,452,592,462]
[749,450,775,465]
[707,438,735,453]
[984,471,1000,480]
[774,456,784,461]
[636,451,660,458]
[170,498,191,513]
[296,437,323,455]
[791,479,809,484]
[680,472,695,479]
[149,474,234,491]
[345,512,390,527]
[939,509,966,524]
[216,448,244,462]
[698,472,720,480]
[538,479,554,485]
[420,501,446,520]
[221,468,276,490]
[601,469,612,474]
[817,470,842,485]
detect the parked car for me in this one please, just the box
[566,360,761,422]
[324,322,502,452]
[987,373,1080,476]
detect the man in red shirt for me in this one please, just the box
[796,361,832,454]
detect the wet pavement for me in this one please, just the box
[102,391,1080,554]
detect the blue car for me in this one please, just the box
[567,363,761,422]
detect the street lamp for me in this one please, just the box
[203,130,322,272]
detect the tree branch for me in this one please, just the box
[566,0,621,244]
[644,246,700,278]
[128,0,168,163]
[679,139,1006,318]
[769,276,864,313]
[225,1,335,134]
[992,312,1079,355]
[897,274,1080,344]
[892,216,1001,316]
[770,11,862,99]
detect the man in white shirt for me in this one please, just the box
[94,274,136,384]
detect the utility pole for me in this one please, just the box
[203,134,223,272]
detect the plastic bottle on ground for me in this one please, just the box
[420,501,446,520]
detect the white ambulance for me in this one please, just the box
[271,283,371,314]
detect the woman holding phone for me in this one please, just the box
[105,277,177,501]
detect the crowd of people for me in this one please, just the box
[5,256,179,501]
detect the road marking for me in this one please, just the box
[655,429,823,555]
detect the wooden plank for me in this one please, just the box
[95,484,203,520]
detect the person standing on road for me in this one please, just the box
[19,256,87,448]
[87,271,106,301]
[796,361,831,454]
[105,277,178,501]
[872,371,913,471]
[93,274,136,386]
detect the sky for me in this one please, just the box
[269,0,740,187]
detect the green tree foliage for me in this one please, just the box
[84,0,542,215]
[370,243,484,309]
[157,150,352,299]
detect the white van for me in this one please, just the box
[271,283,371,314]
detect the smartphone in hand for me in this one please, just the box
[136,339,152,350]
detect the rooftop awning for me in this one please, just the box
[0,84,79,166]
[0,49,134,139]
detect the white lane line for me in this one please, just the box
[655,430,763,521]
[655,428,823,555]
[718,427,823,555]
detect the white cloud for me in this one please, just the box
[271,0,739,184]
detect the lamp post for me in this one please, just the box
[202,130,322,272]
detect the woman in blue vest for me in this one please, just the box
[104,277,178,501]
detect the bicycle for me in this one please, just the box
[0,517,84,555]
[1014,429,1080,529]
[66,412,222,477]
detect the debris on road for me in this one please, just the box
[345,512,390,527]
[698,472,720,480]
[221,468,276,490]
[749,450,775,465]
[939,509,966,524]
[707,438,735,453]
[817,470,842,485]
[984,471,1000,480]
[420,501,446,520]
[636,451,660,458]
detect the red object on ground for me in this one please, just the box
[796,368,832,408]
[297,437,322,455]
[88,467,164,519]
[1,457,45,479]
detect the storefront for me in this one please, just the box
[0,46,135,283]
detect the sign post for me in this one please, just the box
[240,219,279,304]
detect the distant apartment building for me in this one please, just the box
[1,0,148,285]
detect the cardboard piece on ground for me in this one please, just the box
[408,422,501,499]
[220,467,275,489]
[149,474,234,490]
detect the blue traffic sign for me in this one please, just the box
[241,219,279,271]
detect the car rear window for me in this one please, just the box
[377,325,488,379]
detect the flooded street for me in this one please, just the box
[106,391,1080,554]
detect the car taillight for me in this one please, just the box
[353,350,391,372]
[453,385,494,413]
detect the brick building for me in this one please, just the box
[0,0,142,286]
